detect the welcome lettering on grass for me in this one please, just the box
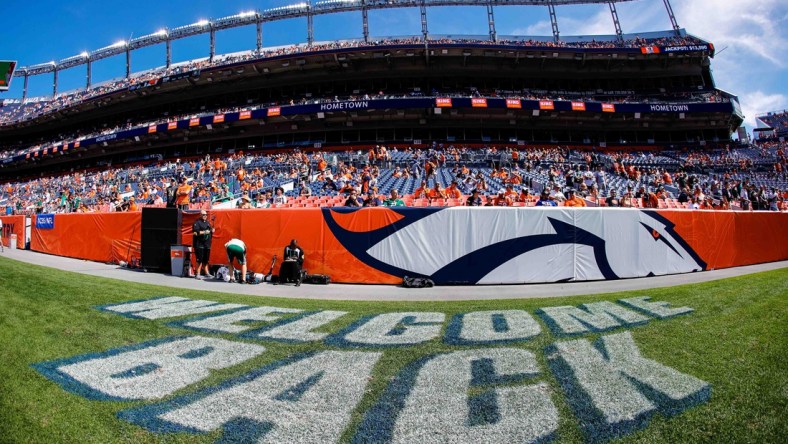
[34,296,709,444]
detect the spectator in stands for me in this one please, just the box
[446,181,462,199]
[238,194,253,209]
[413,180,429,199]
[344,190,362,207]
[176,177,191,211]
[634,185,647,200]
[215,184,232,202]
[363,191,382,207]
[255,193,270,208]
[503,184,518,201]
[492,189,513,206]
[563,189,586,207]
[643,188,660,208]
[323,177,338,192]
[518,188,532,203]
[677,187,690,204]
[299,181,312,197]
[767,188,780,211]
[427,182,447,200]
[383,189,405,207]
[535,190,557,207]
[166,178,177,208]
[605,189,622,207]
[466,189,483,206]
[272,187,287,207]
[549,184,566,203]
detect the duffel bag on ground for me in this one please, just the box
[304,274,331,285]
[402,275,435,288]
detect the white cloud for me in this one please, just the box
[511,21,551,37]
[673,0,788,128]
[676,0,788,67]
[739,91,788,128]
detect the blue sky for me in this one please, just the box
[1,0,786,130]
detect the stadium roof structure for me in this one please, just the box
[12,0,683,96]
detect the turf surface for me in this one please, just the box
[0,255,785,443]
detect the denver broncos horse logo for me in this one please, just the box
[322,208,706,285]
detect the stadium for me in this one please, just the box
[0,1,786,443]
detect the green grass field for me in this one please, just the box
[0,255,786,444]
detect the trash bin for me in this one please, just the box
[9,234,17,250]
[170,245,192,277]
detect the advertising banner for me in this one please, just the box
[505,99,521,109]
[471,98,487,108]
[36,214,55,229]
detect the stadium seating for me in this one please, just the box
[2,142,785,215]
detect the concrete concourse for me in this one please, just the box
[0,248,785,302]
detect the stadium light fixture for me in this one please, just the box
[239,10,256,17]
[155,29,168,36]
[80,52,89,58]
[112,40,127,47]
[196,19,210,27]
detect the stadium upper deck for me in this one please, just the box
[757,110,788,139]
[0,0,742,178]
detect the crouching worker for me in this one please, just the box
[224,238,248,284]
[278,239,305,286]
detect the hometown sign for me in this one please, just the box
[33,296,710,443]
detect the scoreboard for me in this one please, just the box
[0,61,17,91]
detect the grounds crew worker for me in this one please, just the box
[224,238,248,284]
[192,210,214,279]
[279,239,305,286]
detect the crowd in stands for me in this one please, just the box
[2,140,786,216]
[0,34,706,127]
[757,110,788,137]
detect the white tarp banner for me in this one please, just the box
[361,208,705,284]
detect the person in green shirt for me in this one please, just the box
[383,189,405,207]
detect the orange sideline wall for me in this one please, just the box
[1,215,25,249]
[29,209,787,284]
[31,213,141,264]
[661,210,787,269]
[181,209,401,283]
